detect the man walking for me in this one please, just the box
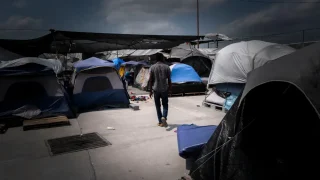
[149,53,172,127]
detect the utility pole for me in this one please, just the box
[197,0,199,48]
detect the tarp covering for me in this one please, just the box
[170,64,202,84]
[198,48,219,60]
[170,44,214,77]
[208,40,296,85]
[0,30,203,56]
[72,63,129,112]
[170,43,211,59]
[177,124,217,159]
[0,57,63,75]
[190,42,320,180]
[74,57,115,72]
[204,33,232,41]
[100,49,163,60]
[122,61,148,66]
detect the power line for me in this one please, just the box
[236,0,320,3]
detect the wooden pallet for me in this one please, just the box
[23,116,70,131]
[202,101,227,113]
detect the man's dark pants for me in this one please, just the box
[154,91,169,123]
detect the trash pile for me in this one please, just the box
[130,95,149,102]
[129,92,150,102]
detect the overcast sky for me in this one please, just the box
[0,0,319,43]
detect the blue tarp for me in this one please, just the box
[177,124,217,159]
[112,58,125,70]
[215,83,244,110]
[74,57,115,72]
[170,64,202,83]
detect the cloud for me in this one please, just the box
[217,2,320,38]
[12,0,26,8]
[102,0,224,34]
[0,16,42,29]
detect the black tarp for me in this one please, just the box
[0,30,203,57]
[190,42,320,180]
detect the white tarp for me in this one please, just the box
[0,47,23,61]
[170,43,209,59]
[170,43,218,60]
[100,49,163,60]
[208,40,296,85]
[205,33,233,41]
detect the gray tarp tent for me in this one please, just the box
[190,42,320,180]
[170,43,215,77]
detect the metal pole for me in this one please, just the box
[197,0,199,48]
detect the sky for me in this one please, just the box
[0,0,319,45]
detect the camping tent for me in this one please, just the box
[208,40,296,85]
[170,44,215,77]
[190,42,320,180]
[170,63,206,94]
[205,40,295,110]
[0,57,72,122]
[72,57,129,112]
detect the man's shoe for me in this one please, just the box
[158,123,164,127]
[161,117,168,127]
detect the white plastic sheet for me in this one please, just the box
[208,40,296,85]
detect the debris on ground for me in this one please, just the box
[107,127,115,130]
[129,103,140,111]
[130,95,149,102]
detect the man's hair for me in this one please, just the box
[155,53,164,62]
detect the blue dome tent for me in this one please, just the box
[0,57,73,124]
[170,63,206,94]
[72,57,129,112]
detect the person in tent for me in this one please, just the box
[149,53,172,127]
